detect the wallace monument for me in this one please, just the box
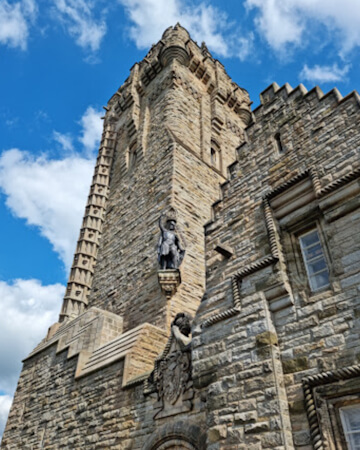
[2,24,360,449]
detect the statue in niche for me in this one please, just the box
[158,212,185,270]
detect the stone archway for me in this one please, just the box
[153,438,197,449]
[143,421,206,450]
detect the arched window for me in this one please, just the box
[128,141,137,170]
[210,140,221,172]
[210,148,217,165]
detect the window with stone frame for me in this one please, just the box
[274,132,284,154]
[281,218,332,297]
[340,405,360,449]
[266,172,333,299]
[210,140,221,172]
[305,376,360,450]
[127,141,137,171]
[298,227,330,292]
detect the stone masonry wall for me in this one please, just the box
[4,26,360,450]
[193,82,360,449]
[3,25,253,449]
[87,25,251,333]
[2,340,207,450]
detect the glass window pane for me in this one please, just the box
[300,230,319,248]
[341,407,360,450]
[349,433,360,450]
[307,258,327,275]
[310,271,330,291]
[299,228,330,292]
[347,409,360,430]
[304,243,323,260]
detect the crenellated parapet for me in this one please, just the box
[106,23,252,158]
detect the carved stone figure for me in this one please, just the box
[171,312,191,349]
[149,313,193,419]
[158,214,185,270]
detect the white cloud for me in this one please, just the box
[0,0,37,50]
[236,34,255,61]
[300,63,350,83]
[53,0,106,52]
[78,106,103,154]
[245,0,360,55]
[53,130,74,152]
[0,149,94,270]
[0,279,64,438]
[0,279,64,392]
[0,394,13,440]
[118,0,252,59]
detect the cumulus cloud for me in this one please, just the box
[0,394,13,440]
[246,0,360,55]
[118,0,253,59]
[0,279,64,392]
[0,149,94,270]
[0,279,64,438]
[300,63,350,83]
[53,0,107,52]
[0,106,102,271]
[0,0,37,50]
[53,130,74,152]
[78,106,103,154]
[236,34,255,61]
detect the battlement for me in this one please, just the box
[254,81,360,117]
[3,25,360,450]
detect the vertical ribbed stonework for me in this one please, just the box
[59,119,117,322]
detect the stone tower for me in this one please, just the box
[59,23,252,333]
[3,24,360,450]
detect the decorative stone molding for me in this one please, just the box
[146,313,194,419]
[302,364,360,450]
[59,123,118,323]
[202,166,360,328]
[143,421,207,450]
[160,45,190,67]
[158,269,181,300]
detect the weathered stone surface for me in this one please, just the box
[3,22,360,450]
[256,331,278,347]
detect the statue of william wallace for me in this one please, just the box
[158,213,185,270]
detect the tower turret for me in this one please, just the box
[58,23,252,332]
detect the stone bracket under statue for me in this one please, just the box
[158,269,181,300]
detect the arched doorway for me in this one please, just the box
[143,421,206,450]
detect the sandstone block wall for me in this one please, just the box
[3,27,360,450]
[193,82,360,449]
[85,25,252,333]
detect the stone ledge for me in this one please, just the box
[79,322,168,386]
[24,307,168,387]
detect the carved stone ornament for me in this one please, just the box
[150,313,194,419]
[158,269,181,300]
[104,110,119,125]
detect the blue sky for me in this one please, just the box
[1,0,360,438]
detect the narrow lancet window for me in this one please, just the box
[274,132,284,153]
